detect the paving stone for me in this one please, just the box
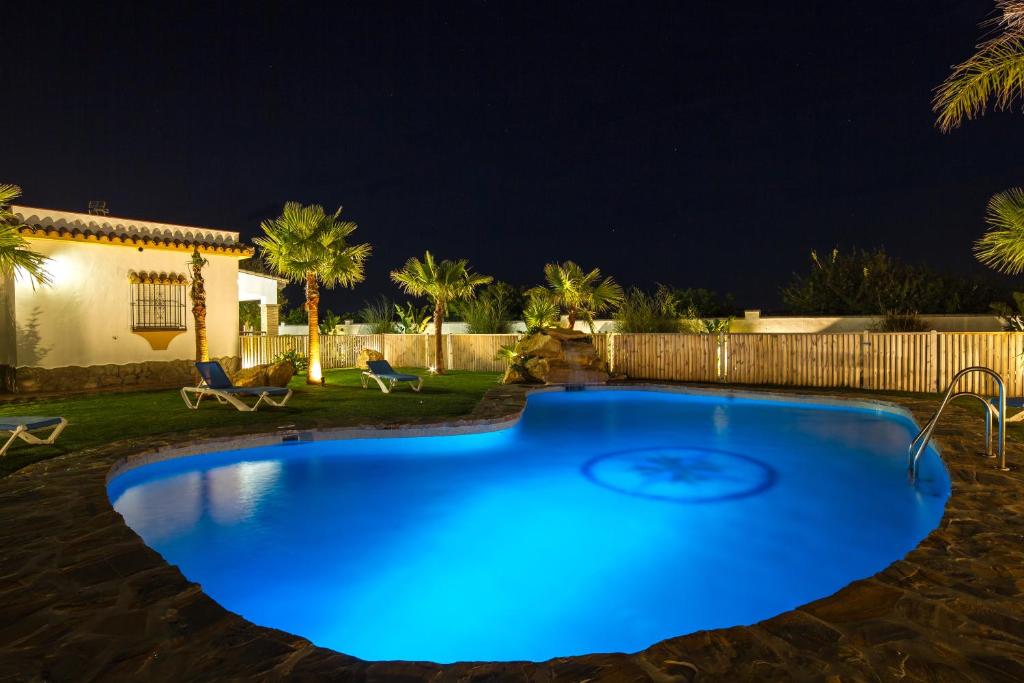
[2,382,1023,680]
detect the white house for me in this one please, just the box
[238,269,285,334]
[1,206,253,390]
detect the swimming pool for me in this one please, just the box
[108,388,950,663]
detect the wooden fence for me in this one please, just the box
[240,335,383,370]
[611,333,720,383]
[240,333,518,374]
[240,331,1024,394]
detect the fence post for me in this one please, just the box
[929,329,939,393]
[859,331,870,389]
[608,333,616,374]
[446,334,454,371]
[717,332,728,382]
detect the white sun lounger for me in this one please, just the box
[0,416,68,457]
[181,361,293,412]
[361,360,423,394]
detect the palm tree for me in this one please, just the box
[933,1,1024,133]
[390,251,492,374]
[522,291,560,332]
[0,184,49,286]
[189,248,210,362]
[935,3,1024,273]
[975,188,1024,273]
[530,261,623,331]
[0,184,49,392]
[255,202,371,384]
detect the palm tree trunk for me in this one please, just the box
[306,273,322,384]
[190,251,209,362]
[434,301,445,374]
[0,272,15,393]
[566,309,577,330]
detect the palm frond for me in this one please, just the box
[390,251,491,309]
[536,260,622,324]
[975,188,1024,273]
[522,292,559,330]
[588,275,625,313]
[934,38,1024,132]
[0,184,23,207]
[255,202,369,288]
[935,2,1024,131]
[0,184,51,285]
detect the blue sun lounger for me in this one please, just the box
[0,416,68,457]
[361,360,423,394]
[991,396,1024,423]
[181,361,293,412]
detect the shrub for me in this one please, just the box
[282,306,308,325]
[782,247,1009,315]
[359,297,398,334]
[456,283,517,333]
[701,317,732,334]
[614,288,683,333]
[239,301,261,332]
[873,311,930,332]
[272,348,308,372]
[395,301,432,334]
[991,292,1024,331]
[671,288,735,318]
[319,310,342,335]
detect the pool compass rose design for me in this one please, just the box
[581,445,777,503]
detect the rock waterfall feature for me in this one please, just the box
[501,328,609,385]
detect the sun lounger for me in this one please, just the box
[0,416,67,456]
[361,360,423,394]
[995,396,1024,423]
[181,361,293,411]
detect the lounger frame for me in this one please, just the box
[1,418,68,457]
[360,372,423,394]
[180,386,293,412]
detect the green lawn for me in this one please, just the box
[0,368,500,476]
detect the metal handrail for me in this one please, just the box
[908,366,1007,482]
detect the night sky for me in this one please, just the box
[7,2,1023,313]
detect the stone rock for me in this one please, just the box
[544,327,589,341]
[356,348,385,369]
[231,365,269,387]
[523,356,550,380]
[502,328,609,385]
[501,365,527,384]
[516,332,563,360]
[265,361,296,387]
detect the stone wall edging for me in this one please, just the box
[15,355,242,394]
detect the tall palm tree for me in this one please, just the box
[530,261,624,331]
[936,2,1024,272]
[390,251,491,374]
[256,202,371,384]
[0,184,49,393]
[189,248,210,362]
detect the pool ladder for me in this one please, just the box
[908,366,1008,483]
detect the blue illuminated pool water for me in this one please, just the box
[108,389,949,663]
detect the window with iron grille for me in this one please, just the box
[130,282,187,330]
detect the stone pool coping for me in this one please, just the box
[2,383,1023,681]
